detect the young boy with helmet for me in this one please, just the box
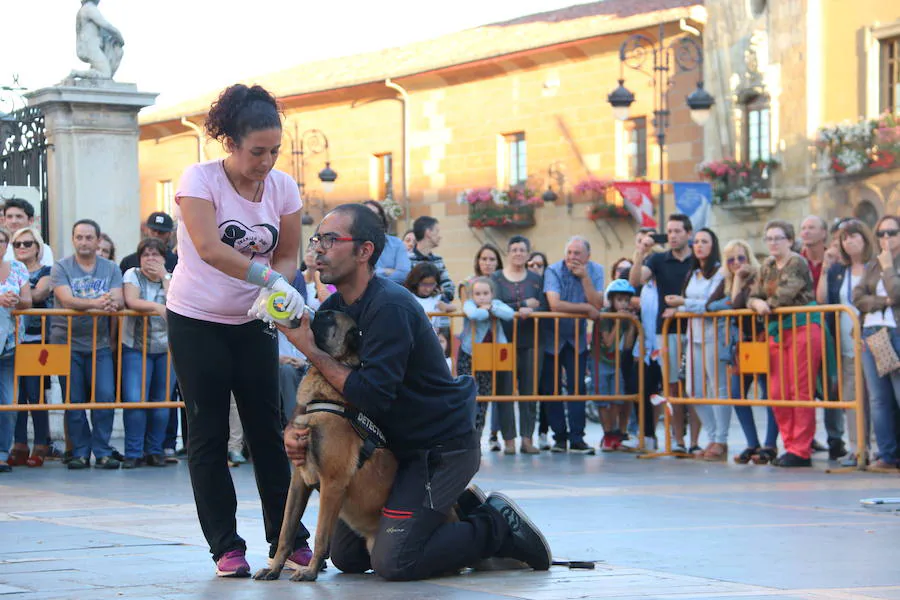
[592,279,637,451]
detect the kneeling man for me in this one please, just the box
[280,204,551,581]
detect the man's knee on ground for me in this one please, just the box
[370,553,424,582]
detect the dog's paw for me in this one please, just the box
[253,567,282,581]
[289,566,320,582]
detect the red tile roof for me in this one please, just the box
[141,0,704,126]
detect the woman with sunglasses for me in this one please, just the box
[165,84,310,577]
[737,220,820,467]
[708,240,777,464]
[817,219,874,466]
[0,226,32,473]
[7,227,51,469]
[852,215,900,470]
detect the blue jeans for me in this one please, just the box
[595,363,624,408]
[0,355,15,462]
[14,374,51,447]
[542,345,588,445]
[61,348,116,460]
[861,327,900,465]
[731,373,777,449]
[122,347,173,459]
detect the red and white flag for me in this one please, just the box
[613,182,657,229]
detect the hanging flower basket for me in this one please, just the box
[468,203,536,229]
[585,202,630,221]
[459,186,539,229]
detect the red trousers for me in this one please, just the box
[768,324,822,459]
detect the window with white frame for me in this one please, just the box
[742,94,771,163]
[626,117,647,179]
[501,132,527,188]
[156,180,174,216]
[375,153,393,200]
[881,35,900,113]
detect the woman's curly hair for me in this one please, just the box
[205,84,282,144]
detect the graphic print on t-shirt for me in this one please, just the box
[219,219,279,258]
[70,275,109,298]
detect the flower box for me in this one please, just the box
[468,203,535,229]
[585,203,630,221]
[817,111,900,176]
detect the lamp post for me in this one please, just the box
[542,162,570,213]
[286,125,338,255]
[607,23,714,230]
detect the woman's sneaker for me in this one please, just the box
[537,434,551,451]
[216,549,251,578]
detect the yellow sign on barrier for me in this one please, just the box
[472,342,514,372]
[738,341,769,375]
[15,343,71,377]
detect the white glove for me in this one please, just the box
[271,278,306,321]
[248,288,276,324]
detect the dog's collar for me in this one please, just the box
[306,401,387,468]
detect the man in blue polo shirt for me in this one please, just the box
[542,235,605,454]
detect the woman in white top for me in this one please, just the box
[817,219,874,466]
[853,215,900,470]
[121,237,172,469]
[665,228,729,460]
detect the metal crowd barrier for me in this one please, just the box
[429,311,647,448]
[644,305,867,470]
[2,308,181,411]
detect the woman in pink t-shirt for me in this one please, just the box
[166,84,310,578]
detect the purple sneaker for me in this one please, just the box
[215,549,251,578]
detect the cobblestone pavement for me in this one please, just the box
[1,417,899,600]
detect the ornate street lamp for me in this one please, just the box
[608,23,714,228]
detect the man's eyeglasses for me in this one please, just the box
[308,233,364,250]
[764,235,787,244]
[726,255,748,266]
[875,229,900,239]
[12,241,34,249]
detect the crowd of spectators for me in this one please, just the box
[0,194,898,473]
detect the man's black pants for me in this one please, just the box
[329,436,509,581]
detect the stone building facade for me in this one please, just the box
[703,0,900,253]
[137,0,708,282]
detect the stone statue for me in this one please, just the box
[69,0,124,80]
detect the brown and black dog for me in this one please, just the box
[254,310,399,582]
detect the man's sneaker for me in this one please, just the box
[121,458,140,469]
[486,493,551,571]
[828,439,848,461]
[145,454,168,467]
[810,440,827,453]
[773,452,812,467]
[455,483,488,520]
[111,449,125,462]
[67,456,88,470]
[550,442,567,453]
[569,441,596,455]
[537,433,551,451]
[216,549,251,577]
[94,456,121,470]
[488,434,501,452]
[227,451,246,466]
[163,448,179,464]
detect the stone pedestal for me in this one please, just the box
[25,79,157,258]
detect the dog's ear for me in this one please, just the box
[344,327,360,353]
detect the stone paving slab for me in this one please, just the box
[1,421,899,599]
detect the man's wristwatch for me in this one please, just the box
[163,273,172,281]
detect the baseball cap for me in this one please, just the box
[146,211,174,232]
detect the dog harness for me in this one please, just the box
[305,401,387,468]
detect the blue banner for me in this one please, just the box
[674,182,712,230]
